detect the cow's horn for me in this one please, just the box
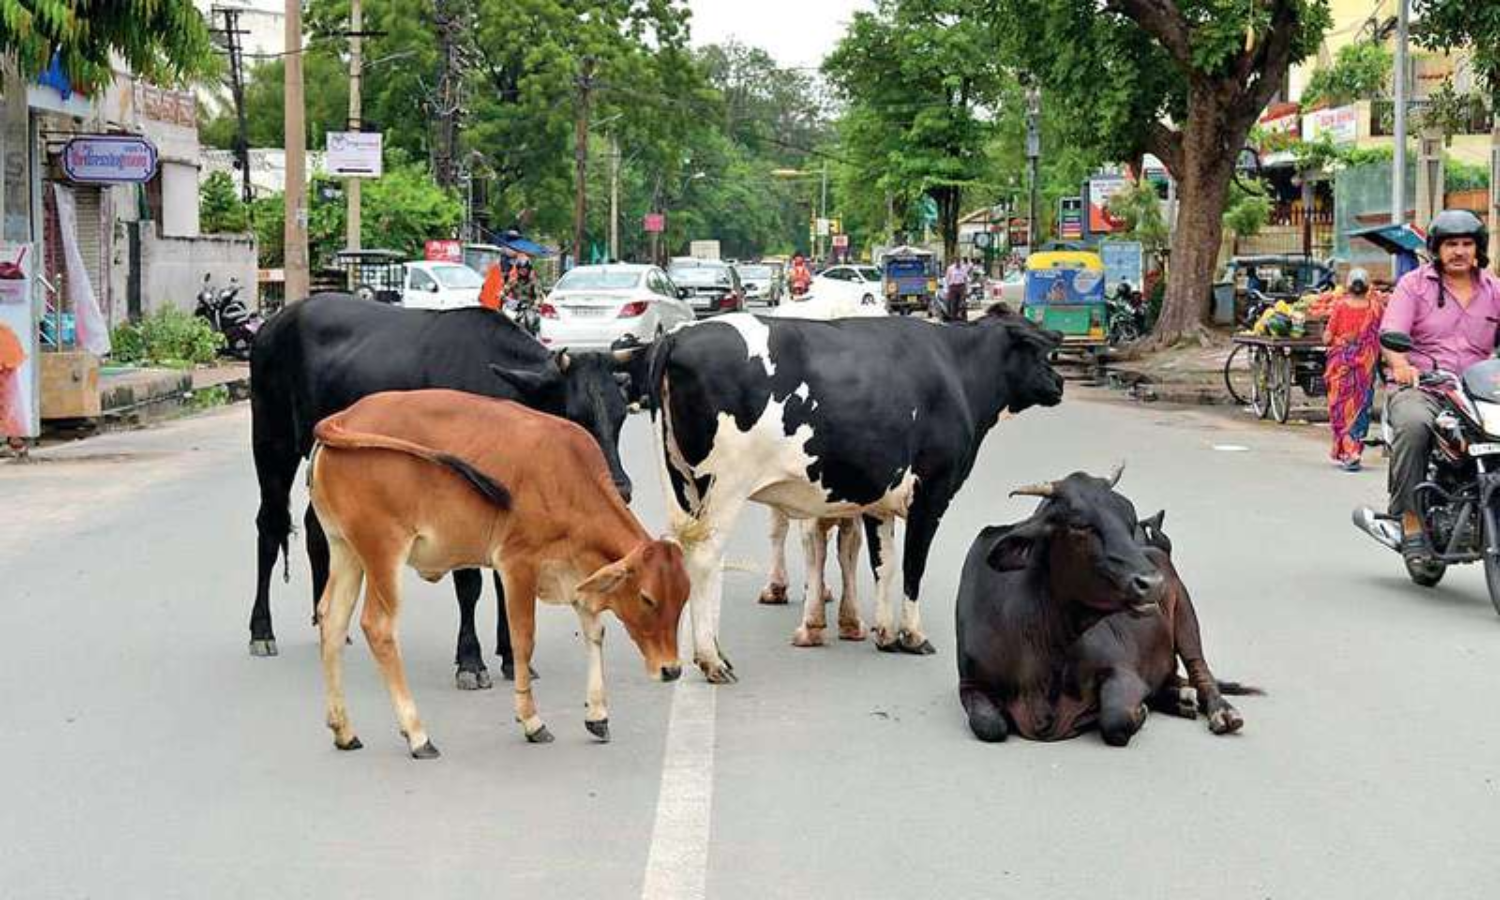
[1009,482,1056,499]
[553,349,572,372]
[1107,461,1125,487]
[612,346,640,364]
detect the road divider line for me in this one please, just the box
[641,679,717,900]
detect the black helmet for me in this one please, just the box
[1427,209,1489,269]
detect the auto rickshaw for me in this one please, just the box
[331,249,407,304]
[1020,249,1107,350]
[879,245,938,314]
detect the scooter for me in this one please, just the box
[195,273,264,360]
[1353,330,1500,615]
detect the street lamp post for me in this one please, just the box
[1026,85,1041,256]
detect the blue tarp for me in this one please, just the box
[490,229,555,258]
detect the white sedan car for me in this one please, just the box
[401,261,484,310]
[810,264,885,307]
[538,263,696,351]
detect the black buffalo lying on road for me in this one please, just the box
[956,468,1258,746]
[248,295,638,685]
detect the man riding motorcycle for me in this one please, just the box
[787,254,813,299]
[1381,209,1500,562]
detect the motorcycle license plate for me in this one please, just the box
[1470,442,1500,457]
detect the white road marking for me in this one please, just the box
[641,679,718,900]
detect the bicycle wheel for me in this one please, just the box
[1250,348,1271,419]
[1223,344,1252,406]
[1269,353,1292,423]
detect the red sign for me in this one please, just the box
[643,213,666,234]
[1087,175,1128,234]
[425,240,462,263]
[832,234,849,249]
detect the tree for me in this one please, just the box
[1415,0,1500,271]
[0,0,213,87]
[200,52,350,151]
[823,0,1010,260]
[1301,39,1391,110]
[1001,0,1332,344]
[200,171,250,234]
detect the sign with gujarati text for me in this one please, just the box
[643,213,665,233]
[425,240,462,263]
[61,136,158,183]
[1302,104,1359,147]
[326,131,383,178]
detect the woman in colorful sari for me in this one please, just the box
[1322,268,1385,471]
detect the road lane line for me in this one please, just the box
[641,679,717,900]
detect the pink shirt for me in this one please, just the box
[1380,264,1500,375]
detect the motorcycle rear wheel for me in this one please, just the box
[1405,556,1447,587]
[1482,504,1500,616]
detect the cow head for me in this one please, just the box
[576,539,689,682]
[978,307,1065,414]
[986,466,1163,616]
[492,349,636,502]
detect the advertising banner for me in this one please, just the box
[0,243,37,438]
[425,239,462,263]
[1087,174,1129,234]
[61,135,158,183]
[326,131,383,178]
[1101,241,1144,294]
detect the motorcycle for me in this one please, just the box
[1107,283,1148,345]
[1353,330,1500,615]
[194,273,264,361]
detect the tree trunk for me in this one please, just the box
[935,187,961,261]
[1152,96,1238,345]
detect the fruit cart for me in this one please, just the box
[1229,333,1328,423]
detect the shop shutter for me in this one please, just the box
[71,185,105,298]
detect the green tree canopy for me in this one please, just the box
[1301,39,1392,109]
[0,0,213,88]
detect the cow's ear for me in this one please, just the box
[490,363,562,396]
[1138,510,1171,553]
[987,520,1045,572]
[577,558,635,601]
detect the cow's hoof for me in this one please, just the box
[249,639,278,657]
[897,633,937,655]
[525,725,555,744]
[791,624,826,647]
[839,621,868,641]
[872,625,899,652]
[698,659,738,684]
[1208,705,1244,735]
[455,668,494,691]
[410,740,441,760]
[334,735,363,751]
[585,718,610,742]
[499,661,538,682]
[758,584,789,605]
[1176,687,1198,719]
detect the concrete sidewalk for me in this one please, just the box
[98,360,250,418]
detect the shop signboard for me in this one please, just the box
[326,131,383,177]
[425,240,462,263]
[0,243,37,438]
[61,135,158,183]
[1087,174,1129,234]
[1302,104,1359,147]
[643,212,665,233]
[1058,196,1084,240]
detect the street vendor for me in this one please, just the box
[1321,268,1385,472]
[1381,209,1500,560]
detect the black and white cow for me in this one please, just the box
[648,307,1064,682]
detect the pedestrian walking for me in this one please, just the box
[1322,268,1384,471]
[939,257,970,321]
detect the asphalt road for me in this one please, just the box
[5,388,1500,899]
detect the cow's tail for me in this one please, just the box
[1216,680,1265,697]
[644,329,674,422]
[313,421,513,510]
[644,333,711,548]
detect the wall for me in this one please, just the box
[160,161,200,237]
[111,230,257,325]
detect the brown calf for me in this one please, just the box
[309,389,688,757]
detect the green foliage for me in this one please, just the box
[1415,0,1500,103]
[1223,187,1272,239]
[1447,158,1491,192]
[0,0,213,89]
[1301,40,1391,109]
[823,0,1012,257]
[1418,78,1484,141]
[200,51,351,151]
[251,153,461,268]
[110,308,223,368]
[1106,179,1171,257]
[199,172,249,234]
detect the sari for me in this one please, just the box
[1324,299,1383,463]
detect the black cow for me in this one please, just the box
[648,306,1064,682]
[249,294,637,686]
[956,469,1256,746]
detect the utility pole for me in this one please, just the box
[609,133,620,262]
[430,0,464,188]
[283,0,309,303]
[1026,84,1041,255]
[212,6,253,204]
[818,161,828,262]
[346,0,363,254]
[571,56,596,271]
[1391,0,1410,242]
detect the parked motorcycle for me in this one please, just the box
[195,273,264,361]
[1353,330,1500,615]
[1107,282,1148,345]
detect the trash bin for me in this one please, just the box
[1211,282,1236,325]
